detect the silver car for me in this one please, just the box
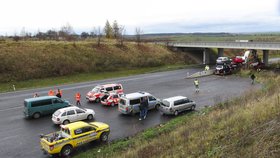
[118,91,160,115]
[159,96,196,116]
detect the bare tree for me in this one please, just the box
[135,27,143,46]
[96,27,102,47]
[117,25,126,46]
[59,23,75,41]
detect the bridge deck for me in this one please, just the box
[168,42,280,50]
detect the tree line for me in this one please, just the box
[1,20,143,45]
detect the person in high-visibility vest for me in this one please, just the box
[76,92,81,106]
[194,78,199,93]
[205,65,210,71]
[48,89,54,96]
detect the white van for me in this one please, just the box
[118,91,160,115]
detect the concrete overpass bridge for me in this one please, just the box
[167,41,280,66]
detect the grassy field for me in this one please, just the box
[75,70,280,158]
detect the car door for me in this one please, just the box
[181,99,191,111]
[148,96,157,109]
[75,108,87,120]
[73,126,97,147]
[66,110,77,122]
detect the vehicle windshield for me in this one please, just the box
[161,100,170,107]
[53,110,61,116]
[91,87,100,93]
[216,65,223,69]
[119,99,126,105]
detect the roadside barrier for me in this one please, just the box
[185,69,215,79]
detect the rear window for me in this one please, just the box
[31,99,52,107]
[67,110,75,115]
[119,99,126,105]
[106,87,113,91]
[53,110,61,116]
[130,99,140,105]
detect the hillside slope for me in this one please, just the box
[0,41,192,82]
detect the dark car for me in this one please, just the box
[215,64,232,75]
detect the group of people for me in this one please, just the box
[33,89,82,106]
[47,89,62,98]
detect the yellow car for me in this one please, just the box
[40,121,110,157]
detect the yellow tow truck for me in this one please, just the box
[40,121,110,157]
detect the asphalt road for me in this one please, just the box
[0,68,260,158]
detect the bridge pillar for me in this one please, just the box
[218,48,224,57]
[203,48,210,65]
[263,50,269,66]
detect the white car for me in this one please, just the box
[52,106,95,125]
[216,57,231,64]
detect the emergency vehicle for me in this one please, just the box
[40,121,110,157]
[101,93,122,106]
[86,84,123,103]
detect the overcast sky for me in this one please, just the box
[0,0,280,35]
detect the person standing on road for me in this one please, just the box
[194,78,199,93]
[56,89,62,98]
[33,93,39,98]
[205,65,210,71]
[139,97,149,120]
[250,73,256,85]
[142,96,149,120]
[48,89,54,96]
[76,92,81,106]
[139,97,145,120]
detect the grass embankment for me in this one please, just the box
[76,70,280,158]
[0,40,194,92]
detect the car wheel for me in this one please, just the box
[155,104,160,110]
[191,105,196,111]
[100,132,109,142]
[87,114,93,120]
[111,103,115,107]
[33,112,41,119]
[63,120,70,125]
[95,98,100,103]
[60,145,72,157]
[174,110,179,116]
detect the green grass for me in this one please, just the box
[0,64,189,93]
[74,70,280,158]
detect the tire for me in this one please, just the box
[95,98,100,103]
[174,110,179,116]
[63,120,70,125]
[111,102,115,107]
[100,132,109,142]
[33,112,41,119]
[191,105,196,111]
[155,104,160,110]
[60,145,72,157]
[87,114,93,120]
